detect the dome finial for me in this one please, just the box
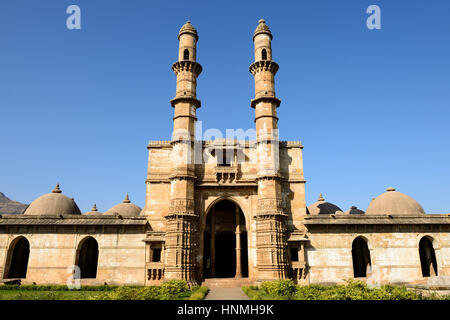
[386,187,396,192]
[91,204,98,212]
[253,18,272,40]
[52,183,62,193]
[123,193,131,203]
[178,20,198,40]
[318,193,325,201]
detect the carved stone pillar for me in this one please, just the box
[235,206,242,278]
[210,207,216,277]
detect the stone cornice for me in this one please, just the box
[0,215,148,226]
[303,214,450,225]
[172,60,202,76]
[170,96,201,108]
[251,95,281,108]
[249,60,279,75]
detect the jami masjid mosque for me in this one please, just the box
[1,20,449,288]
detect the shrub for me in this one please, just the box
[90,286,162,300]
[188,286,209,300]
[160,280,189,300]
[260,280,297,300]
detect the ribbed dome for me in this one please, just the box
[24,184,81,215]
[104,194,142,217]
[84,204,102,215]
[178,21,198,40]
[366,187,425,215]
[253,19,272,40]
[307,193,342,215]
[345,206,365,215]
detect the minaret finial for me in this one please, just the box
[52,183,62,193]
[318,193,325,201]
[123,193,130,203]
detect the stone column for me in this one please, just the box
[210,207,216,277]
[235,206,242,278]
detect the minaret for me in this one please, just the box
[250,19,288,280]
[164,21,202,285]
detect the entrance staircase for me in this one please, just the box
[202,277,255,288]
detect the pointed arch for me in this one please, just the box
[4,236,30,279]
[75,236,99,279]
[419,236,438,277]
[261,48,267,60]
[183,49,189,60]
[203,199,248,279]
[352,236,371,278]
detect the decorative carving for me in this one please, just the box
[169,199,195,215]
[172,61,202,76]
[249,60,279,75]
[257,198,284,214]
[215,166,238,184]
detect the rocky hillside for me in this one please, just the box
[0,192,28,214]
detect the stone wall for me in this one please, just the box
[0,226,146,285]
[306,230,450,286]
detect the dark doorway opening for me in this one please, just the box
[4,237,30,279]
[76,237,99,279]
[352,237,371,278]
[419,237,438,277]
[215,232,236,278]
[203,200,248,279]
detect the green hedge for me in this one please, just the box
[244,279,450,300]
[89,280,206,300]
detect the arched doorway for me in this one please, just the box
[419,236,438,277]
[352,237,371,278]
[76,237,99,279]
[203,200,248,278]
[4,237,30,279]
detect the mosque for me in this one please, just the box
[0,20,448,287]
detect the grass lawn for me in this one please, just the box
[0,290,105,300]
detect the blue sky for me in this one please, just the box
[0,0,449,214]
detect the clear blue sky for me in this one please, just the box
[1,0,449,214]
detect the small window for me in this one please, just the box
[152,248,162,262]
[290,248,299,262]
[217,150,231,167]
[183,49,189,60]
[261,49,267,60]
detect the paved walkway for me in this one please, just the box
[205,288,250,300]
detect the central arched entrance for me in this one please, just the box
[203,200,248,278]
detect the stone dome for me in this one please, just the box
[24,184,81,216]
[345,206,365,215]
[253,19,272,40]
[84,204,102,215]
[366,187,425,216]
[307,193,342,215]
[104,194,142,217]
[178,21,198,40]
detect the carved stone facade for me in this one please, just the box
[0,20,449,288]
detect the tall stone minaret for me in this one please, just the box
[164,21,202,285]
[250,19,288,280]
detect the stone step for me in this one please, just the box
[202,278,255,288]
